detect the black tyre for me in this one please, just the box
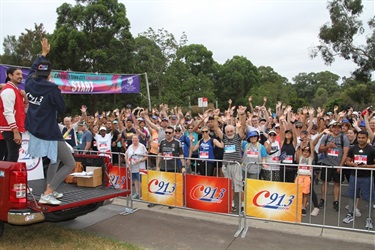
[0,220,4,237]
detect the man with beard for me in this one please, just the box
[215,106,247,213]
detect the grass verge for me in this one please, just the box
[1,222,143,250]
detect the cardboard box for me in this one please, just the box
[76,166,102,187]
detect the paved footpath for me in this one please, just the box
[57,199,375,249]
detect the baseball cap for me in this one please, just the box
[113,120,118,124]
[352,111,359,116]
[268,130,277,135]
[152,115,158,120]
[170,115,178,120]
[78,121,87,126]
[327,111,333,115]
[36,60,52,77]
[99,126,106,131]
[161,117,169,122]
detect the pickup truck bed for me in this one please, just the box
[27,179,129,217]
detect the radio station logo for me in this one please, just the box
[148,179,176,196]
[252,190,295,210]
[190,184,226,203]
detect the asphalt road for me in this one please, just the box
[57,200,375,250]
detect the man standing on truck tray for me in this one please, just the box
[0,67,27,162]
[25,38,75,205]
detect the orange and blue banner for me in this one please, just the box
[185,174,232,213]
[142,171,183,207]
[246,179,302,222]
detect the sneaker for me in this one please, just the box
[232,206,238,212]
[354,208,361,217]
[314,178,319,185]
[311,207,320,216]
[39,194,62,205]
[168,206,174,209]
[318,199,325,209]
[345,204,349,210]
[147,203,155,208]
[52,191,63,199]
[343,213,354,224]
[333,201,339,212]
[132,193,140,199]
[365,218,373,229]
[302,208,307,216]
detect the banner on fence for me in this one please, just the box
[185,174,232,213]
[108,165,131,190]
[0,64,140,94]
[245,179,302,222]
[142,170,183,207]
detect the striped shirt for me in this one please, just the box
[223,134,242,162]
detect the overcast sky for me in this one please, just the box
[0,0,374,82]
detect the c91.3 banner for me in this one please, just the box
[142,171,183,207]
[246,179,302,222]
[185,175,232,213]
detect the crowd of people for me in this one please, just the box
[0,40,374,229]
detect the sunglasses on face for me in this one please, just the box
[202,130,209,133]
[296,126,302,129]
[165,131,173,134]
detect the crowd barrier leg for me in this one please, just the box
[234,161,248,238]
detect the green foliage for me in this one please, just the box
[311,0,375,81]
[1,0,375,113]
[1,23,48,66]
[216,56,260,108]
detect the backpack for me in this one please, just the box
[318,133,344,163]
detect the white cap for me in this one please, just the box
[99,126,106,131]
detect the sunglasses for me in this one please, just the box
[296,126,302,129]
[202,130,209,133]
[175,130,181,133]
[165,131,173,134]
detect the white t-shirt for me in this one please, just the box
[94,133,112,156]
[126,143,148,173]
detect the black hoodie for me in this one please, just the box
[25,56,65,140]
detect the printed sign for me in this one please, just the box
[0,64,140,94]
[18,132,44,181]
[246,179,302,222]
[107,165,131,190]
[141,170,183,207]
[185,174,232,213]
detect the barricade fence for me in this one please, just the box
[74,150,375,236]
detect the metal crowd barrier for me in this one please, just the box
[78,149,375,236]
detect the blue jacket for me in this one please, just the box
[25,56,65,140]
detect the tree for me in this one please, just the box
[215,56,260,107]
[49,0,135,113]
[1,23,48,66]
[135,28,187,104]
[311,0,375,81]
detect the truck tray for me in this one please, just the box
[27,179,130,213]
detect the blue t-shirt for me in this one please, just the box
[78,130,93,150]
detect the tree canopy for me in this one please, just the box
[1,0,374,114]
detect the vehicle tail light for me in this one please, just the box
[10,170,27,207]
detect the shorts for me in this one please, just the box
[132,172,140,181]
[295,175,311,194]
[222,163,243,192]
[320,166,343,183]
[347,175,375,201]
